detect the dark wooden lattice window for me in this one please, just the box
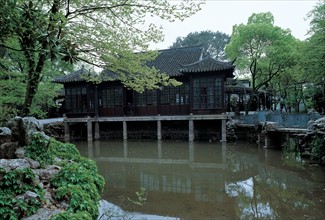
[147,90,157,105]
[161,83,189,105]
[101,87,122,107]
[200,87,208,107]
[193,77,223,109]
[135,90,157,106]
[215,78,222,107]
[161,87,170,104]
[135,92,145,106]
[65,86,88,113]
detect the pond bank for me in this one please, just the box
[0,117,104,219]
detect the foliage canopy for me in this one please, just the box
[225,12,297,92]
[0,0,203,116]
[170,30,230,60]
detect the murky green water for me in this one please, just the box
[74,140,325,220]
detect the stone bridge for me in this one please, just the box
[238,110,321,129]
[234,110,322,148]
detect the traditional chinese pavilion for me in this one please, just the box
[54,46,236,141]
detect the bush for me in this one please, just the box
[48,138,80,161]
[50,162,104,219]
[24,133,53,167]
[50,211,92,220]
[25,135,81,167]
[0,168,44,219]
[311,135,325,160]
[20,134,105,219]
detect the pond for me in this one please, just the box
[74,140,325,220]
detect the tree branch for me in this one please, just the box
[65,0,71,17]
[0,44,25,52]
[67,2,132,20]
[255,61,281,91]
[66,1,177,21]
[75,56,103,68]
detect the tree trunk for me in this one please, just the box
[20,0,60,116]
[21,54,46,116]
[250,58,257,92]
[21,72,40,116]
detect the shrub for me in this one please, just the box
[48,138,80,161]
[22,134,105,219]
[24,133,53,167]
[311,135,325,160]
[0,168,44,219]
[50,211,92,220]
[53,185,98,218]
[50,160,105,219]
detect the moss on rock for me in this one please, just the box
[1,132,105,219]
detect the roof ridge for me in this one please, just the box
[157,45,203,53]
[179,55,235,74]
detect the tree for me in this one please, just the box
[170,30,230,60]
[303,0,325,112]
[268,39,308,112]
[225,12,297,93]
[0,41,72,120]
[0,0,203,116]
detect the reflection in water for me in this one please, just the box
[75,140,325,220]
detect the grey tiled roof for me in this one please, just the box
[53,68,92,83]
[179,56,235,76]
[147,46,203,76]
[53,46,212,84]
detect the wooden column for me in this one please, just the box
[222,142,227,163]
[264,133,270,148]
[94,85,99,117]
[123,120,127,140]
[94,121,100,140]
[87,140,94,158]
[87,116,93,141]
[158,140,162,159]
[64,115,70,142]
[220,119,227,142]
[189,141,194,162]
[123,140,128,158]
[189,115,194,142]
[94,140,100,157]
[157,115,162,140]
[256,131,265,144]
[264,132,281,148]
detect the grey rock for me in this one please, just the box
[6,116,26,145]
[33,166,60,180]
[44,190,55,205]
[22,208,63,220]
[9,159,31,170]
[59,201,69,210]
[54,157,62,163]
[15,147,26,158]
[26,157,40,169]
[315,116,325,124]
[0,127,11,136]
[16,191,39,200]
[46,164,61,170]
[0,159,9,171]
[0,158,31,170]
[0,141,19,159]
[0,127,11,145]
[6,116,49,146]
[23,117,44,132]
[31,172,41,187]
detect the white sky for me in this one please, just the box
[150,0,318,50]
